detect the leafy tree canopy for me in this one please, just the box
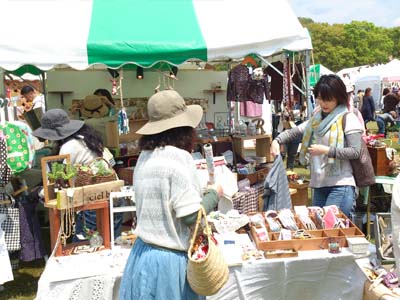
[299,17,399,72]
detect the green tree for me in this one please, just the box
[343,21,393,66]
[299,18,396,72]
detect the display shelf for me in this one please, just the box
[105,119,148,148]
[250,213,364,252]
[232,134,272,162]
[109,191,136,249]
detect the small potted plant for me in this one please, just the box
[47,162,77,194]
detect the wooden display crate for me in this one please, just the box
[237,167,269,185]
[44,180,124,210]
[105,119,148,148]
[289,181,309,206]
[367,146,391,176]
[250,212,364,252]
[232,134,272,163]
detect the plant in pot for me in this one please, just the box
[47,162,77,193]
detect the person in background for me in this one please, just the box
[346,84,367,141]
[119,90,223,300]
[18,86,46,127]
[20,85,46,113]
[354,89,364,110]
[383,93,399,114]
[32,109,122,241]
[270,75,363,217]
[376,111,397,137]
[380,87,391,111]
[94,88,116,116]
[361,87,376,126]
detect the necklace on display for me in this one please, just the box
[59,188,76,246]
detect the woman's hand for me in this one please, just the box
[270,140,281,158]
[308,144,329,156]
[208,183,223,197]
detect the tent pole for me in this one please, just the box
[0,69,4,97]
[258,55,305,96]
[41,71,47,112]
[305,50,312,119]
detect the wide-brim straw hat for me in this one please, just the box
[136,90,203,135]
[33,108,84,141]
[81,95,111,118]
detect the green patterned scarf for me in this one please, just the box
[299,105,347,175]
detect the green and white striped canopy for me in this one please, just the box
[0,0,312,71]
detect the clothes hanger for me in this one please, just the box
[242,56,258,68]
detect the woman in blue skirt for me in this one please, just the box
[119,90,222,300]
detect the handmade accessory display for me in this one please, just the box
[117,69,130,135]
[59,188,75,246]
[187,206,229,296]
[250,205,365,252]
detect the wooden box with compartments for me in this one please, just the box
[249,211,364,252]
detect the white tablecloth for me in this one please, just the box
[36,247,365,300]
[209,249,365,300]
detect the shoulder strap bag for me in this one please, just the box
[343,112,375,187]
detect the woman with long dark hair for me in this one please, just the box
[361,87,376,125]
[32,109,120,241]
[119,90,222,300]
[271,75,363,216]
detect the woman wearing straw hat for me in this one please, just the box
[32,109,122,241]
[119,90,223,300]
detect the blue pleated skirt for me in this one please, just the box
[119,238,205,300]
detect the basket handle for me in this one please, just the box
[88,157,116,175]
[188,206,211,253]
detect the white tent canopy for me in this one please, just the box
[355,59,400,104]
[0,0,312,71]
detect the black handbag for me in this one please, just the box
[343,112,375,187]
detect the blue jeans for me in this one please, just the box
[73,210,123,242]
[312,185,355,217]
[376,116,386,135]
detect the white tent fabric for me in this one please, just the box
[354,59,400,103]
[0,0,312,71]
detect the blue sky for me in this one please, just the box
[288,0,400,28]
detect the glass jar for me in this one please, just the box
[90,233,104,248]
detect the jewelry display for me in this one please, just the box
[59,188,75,246]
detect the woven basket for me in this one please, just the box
[74,167,93,187]
[91,157,118,185]
[187,207,229,296]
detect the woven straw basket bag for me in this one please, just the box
[187,206,229,296]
